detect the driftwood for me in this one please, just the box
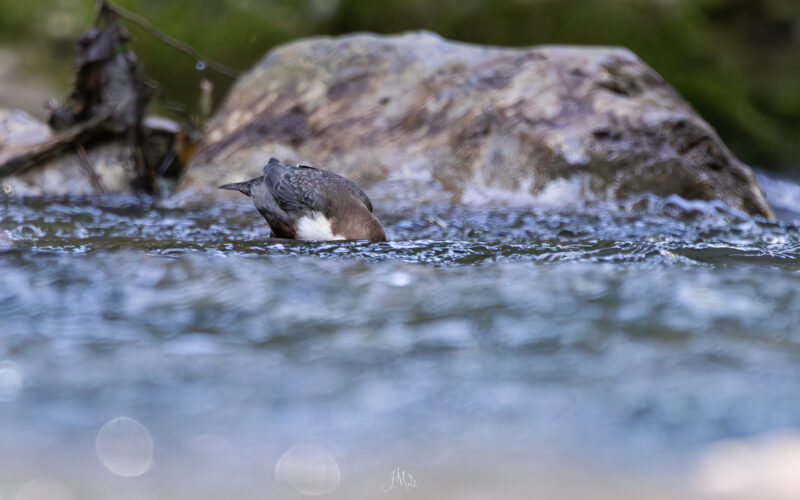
[0,0,239,192]
[0,3,153,190]
[0,112,110,179]
[0,0,236,193]
[50,4,154,191]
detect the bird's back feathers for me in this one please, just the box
[262,159,373,215]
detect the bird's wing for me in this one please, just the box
[297,164,374,213]
[356,187,373,213]
[263,161,326,213]
[264,160,374,214]
[342,173,374,213]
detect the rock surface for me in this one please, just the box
[0,109,165,197]
[182,31,772,217]
[0,109,52,153]
[1,142,140,197]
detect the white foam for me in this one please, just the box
[462,174,600,208]
[756,172,800,221]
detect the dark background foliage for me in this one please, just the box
[2,0,798,169]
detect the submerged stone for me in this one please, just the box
[182,31,772,217]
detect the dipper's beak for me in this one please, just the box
[218,181,252,196]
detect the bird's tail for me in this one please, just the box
[218,180,254,196]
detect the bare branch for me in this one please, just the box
[105,1,241,79]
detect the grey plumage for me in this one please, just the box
[220,158,386,241]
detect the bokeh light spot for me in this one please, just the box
[95,416,154,477]
[274,442,341,496]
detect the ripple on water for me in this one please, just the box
[0,189,800,475]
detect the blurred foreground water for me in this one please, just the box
[0,172,799,499]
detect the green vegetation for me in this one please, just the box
[2,0,798,169]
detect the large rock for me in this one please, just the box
[184,32,772,217]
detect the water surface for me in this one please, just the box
[0,173,799,498]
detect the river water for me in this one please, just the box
[0,173,799,498]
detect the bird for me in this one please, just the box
[219,158,386,241]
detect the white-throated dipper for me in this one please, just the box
[219,158,386,241]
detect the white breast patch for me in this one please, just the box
[296,211,345,241]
